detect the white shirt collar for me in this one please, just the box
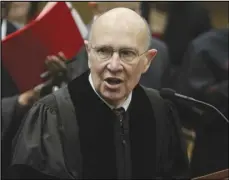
[93,15,99,21]
[1,19,7,40]
[89,73,132,111]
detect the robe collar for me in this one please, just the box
[68,70,157,178]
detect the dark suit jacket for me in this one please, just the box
[2,20,19,98]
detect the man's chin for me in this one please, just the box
[101,91,125,106]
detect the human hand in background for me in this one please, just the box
[18,85,42,107]
[45,51,68,78]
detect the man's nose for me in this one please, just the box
[107,52,122,72]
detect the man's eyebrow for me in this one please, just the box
[93,44,138,52]
[120,47,138,51]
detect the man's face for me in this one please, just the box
[86,20,153,106]
[7,2,31,24]
[1,2,11,20]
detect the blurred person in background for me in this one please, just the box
[68,2,170,90]
[6,2,39,28]
[146,2,212,89]
[1,2,68,178]
[1,1,42,132]
[163,2,211,65]
[7,2,32,28]
[175,28,228,177]
[1,2,41,177]
[1,2,18,40]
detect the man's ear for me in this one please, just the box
[142,49,157,73]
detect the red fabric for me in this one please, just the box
[2,2,84,93]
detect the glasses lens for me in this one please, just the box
[96,47,113,60]
[120,49,137,62]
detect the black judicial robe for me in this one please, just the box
[8,71,189,179]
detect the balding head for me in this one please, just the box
[89,7,151,51]
[85,7,157,107]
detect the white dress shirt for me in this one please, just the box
[89,73,132,111]
[1,19,7,40]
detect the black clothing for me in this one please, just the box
[8,71,189,179]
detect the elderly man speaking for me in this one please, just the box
[8,8,189,179]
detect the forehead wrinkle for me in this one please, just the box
[92,32,140,52]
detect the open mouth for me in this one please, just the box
[105,77,123,85]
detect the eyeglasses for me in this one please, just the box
[90,45,147,63]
